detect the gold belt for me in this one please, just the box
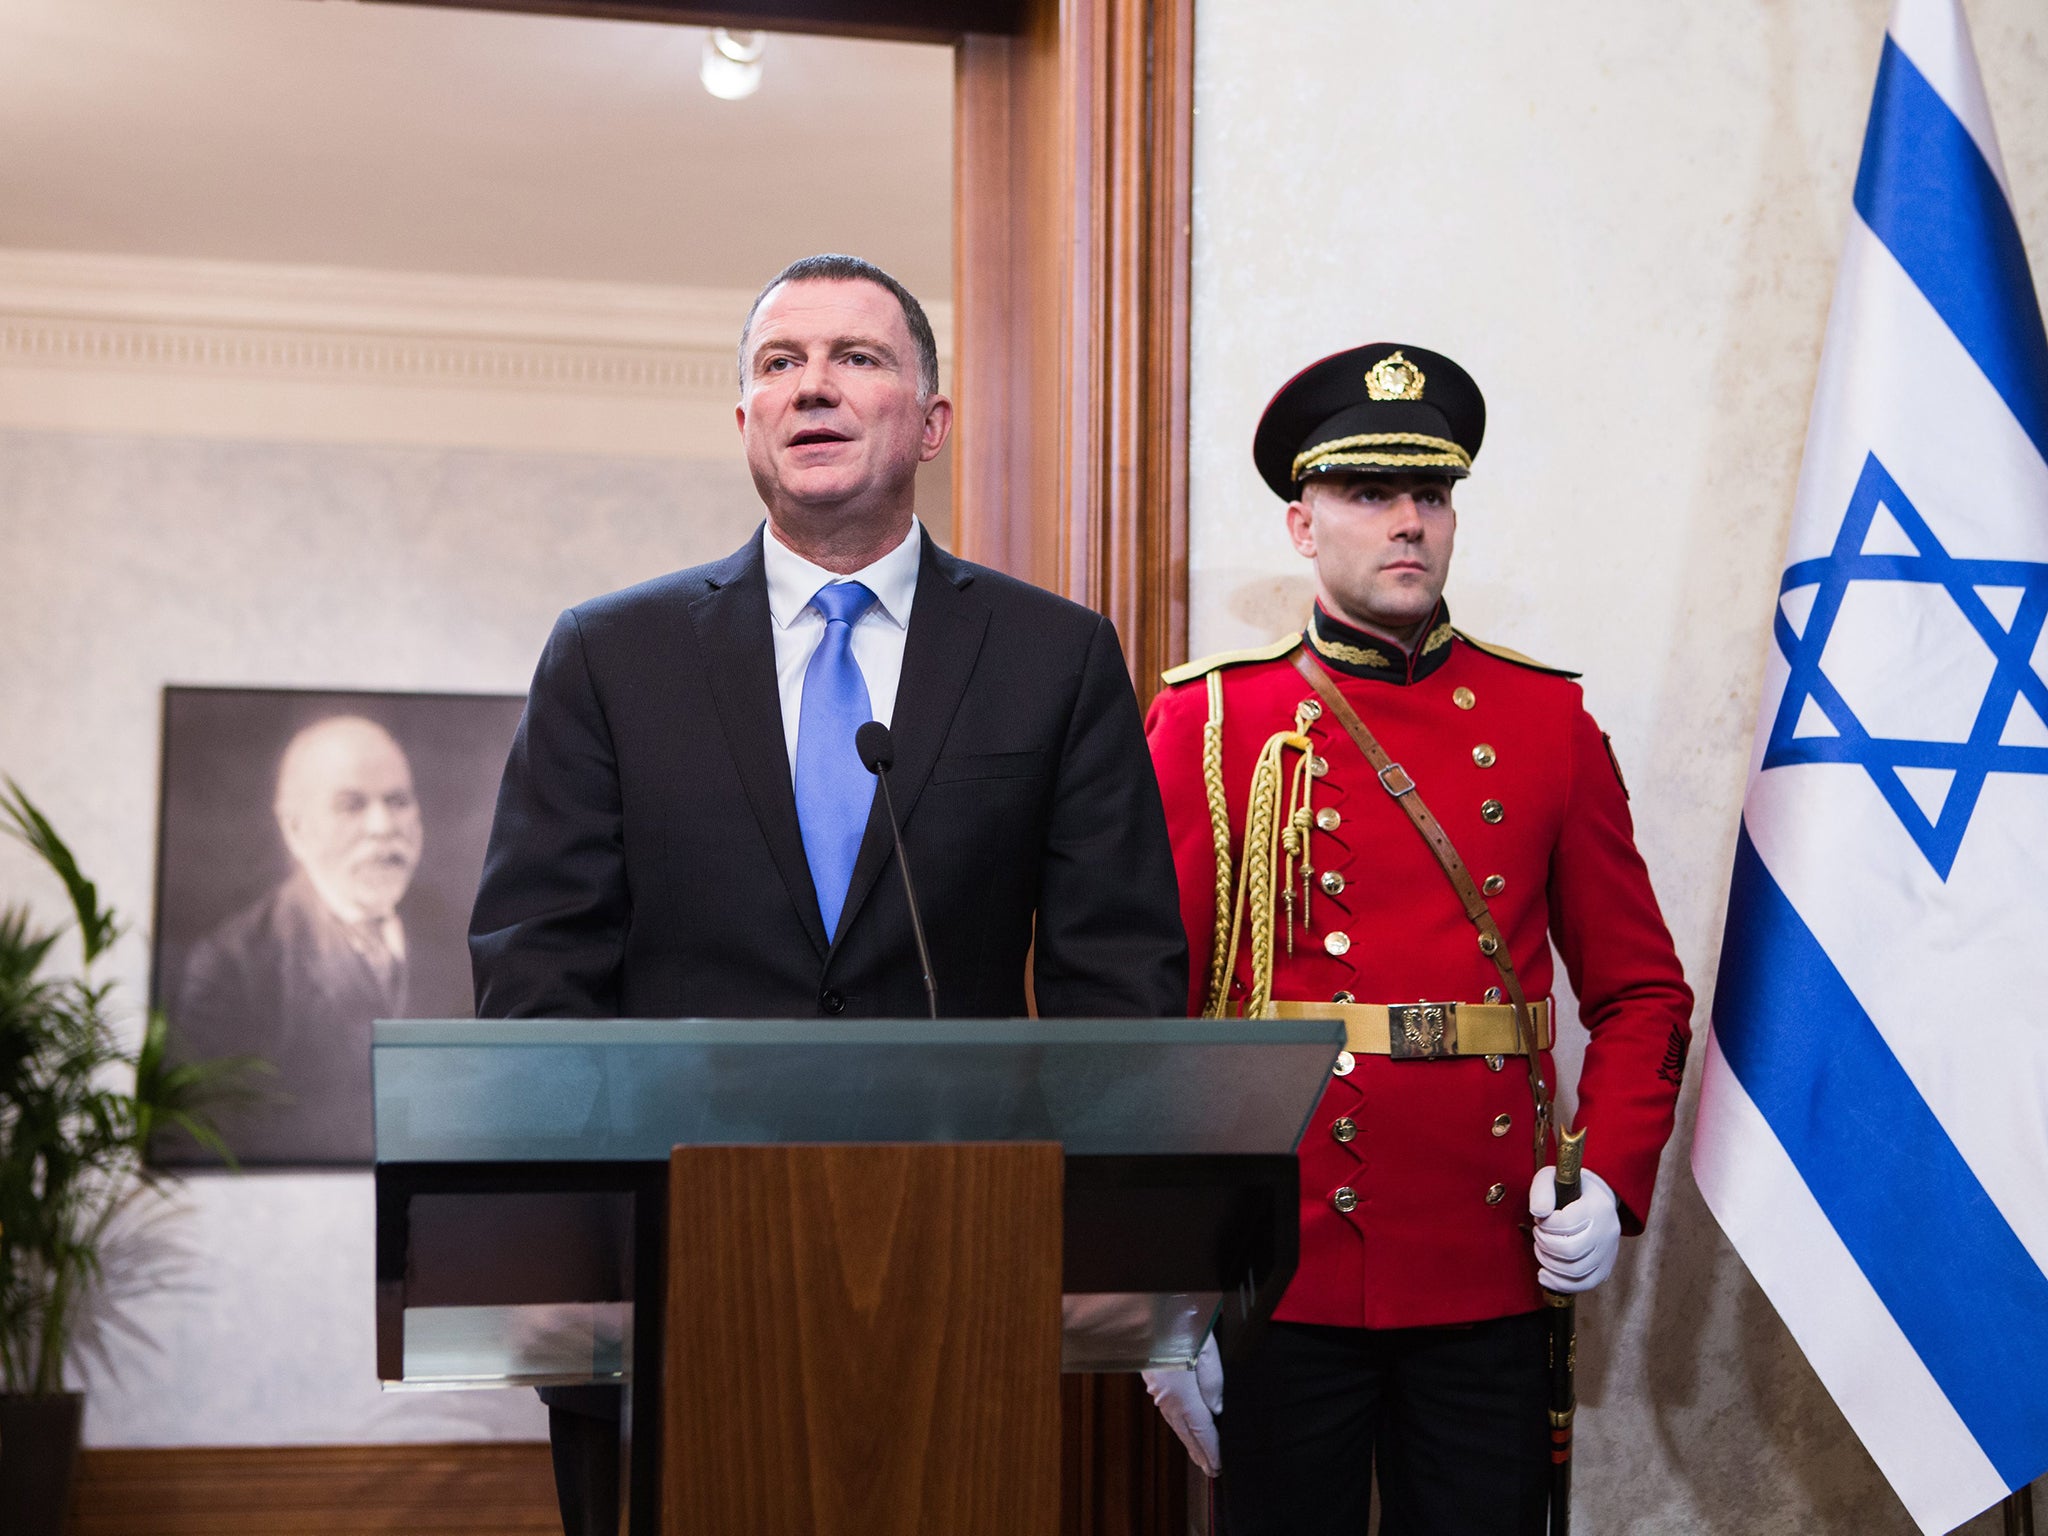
[1263,999,1553,1059]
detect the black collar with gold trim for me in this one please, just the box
[1304,601,1455,685]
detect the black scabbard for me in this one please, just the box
[1546,1126,1587,1536]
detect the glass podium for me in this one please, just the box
[372,1017,1339,1530]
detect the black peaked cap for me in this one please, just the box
[1253,342,1486,500]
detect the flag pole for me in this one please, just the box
[2003,1485,2036,1536]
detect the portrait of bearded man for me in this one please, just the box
[156,692,521,1165]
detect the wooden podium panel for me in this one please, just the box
[664,1142,1064,1536]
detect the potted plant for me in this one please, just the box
[0,782,247,1535]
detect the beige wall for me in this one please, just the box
[1189,1,2044,1531]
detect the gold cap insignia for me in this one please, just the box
[1364,351,1426,402]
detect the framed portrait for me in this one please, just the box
[149,686,526,1168]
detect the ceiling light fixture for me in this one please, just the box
[700,29,767,101]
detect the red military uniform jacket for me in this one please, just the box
[1144,603,1693,1330]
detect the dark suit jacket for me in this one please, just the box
[470,527,1186,1023]
[174,867,473,1164]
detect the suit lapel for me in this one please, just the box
[833,535,989,948]
[689,530,830,958]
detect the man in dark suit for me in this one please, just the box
[470,253,1188,1534]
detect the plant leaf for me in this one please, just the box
[1,780,121,965]
[0,791,254,1391]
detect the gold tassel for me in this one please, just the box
[1220,728,1312,1018]
[1200,673,1235,1018]
[1290,703,1318,932]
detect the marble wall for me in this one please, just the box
[1188,1,2045,1531]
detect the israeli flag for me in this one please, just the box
[1690,1,2048,1530]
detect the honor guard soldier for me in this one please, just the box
[1141,344,1694,1535]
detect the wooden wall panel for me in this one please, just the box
[66,1444,557,1535]
[953,19,1066,592]
[1061,1374,1194,1536]
[954,0,1194,702]
[67,1421,1194,1536]
[1071,0,1193,701]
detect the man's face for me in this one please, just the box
[735,277,950,527]
[1286,471,1458,638]
[275,719,422,920]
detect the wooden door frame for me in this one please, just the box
[955,11,1198,1527]
[952,0,1192,698]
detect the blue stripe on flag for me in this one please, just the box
[1854,37,2048,462]
[1715,825,2048,1489]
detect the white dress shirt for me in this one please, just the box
[761,517,924,779]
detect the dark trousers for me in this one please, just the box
[1218,1312,1550,1536]
[546,1388,621,1536]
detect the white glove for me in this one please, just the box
[1528,1164,1621,1293]
[1141,1333,1224,1477]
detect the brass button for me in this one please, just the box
[1333,1050,1356,1077]
[1331,1116,1358,1144]
[1331,1187,1359,1214]
[1484,986,1503,1003]
[1316,808,1342,831]
[1485,1054,1505,1072]
[1481,799,1504,824]
[1484,1182,1506,1206]
[1309,755,1330,778]
[1482,874,1505,896]
[1477,933,1499,956]
[1320,870,1346,895]
[1472,743,1497,768]
[1453,686,1476,710]
[1298,698,1324,720]
[1491,1114,1512,1138]
[1332,990,1355,1005]
[1325,931,1352,956]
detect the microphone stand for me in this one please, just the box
[856,722,938,1019]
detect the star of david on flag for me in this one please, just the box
[1691,1,2048,1531]
[1764,451,2048,879]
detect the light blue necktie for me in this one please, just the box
[795,581,879,941]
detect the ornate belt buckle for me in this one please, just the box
[1388,1001,1459,1060]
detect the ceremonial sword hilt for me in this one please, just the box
[1553,1124,1587,1212]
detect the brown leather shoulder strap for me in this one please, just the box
[1291,648,1553,1158]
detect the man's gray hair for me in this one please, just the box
[737,254,940,399]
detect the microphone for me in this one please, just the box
[855,721,939,1019]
